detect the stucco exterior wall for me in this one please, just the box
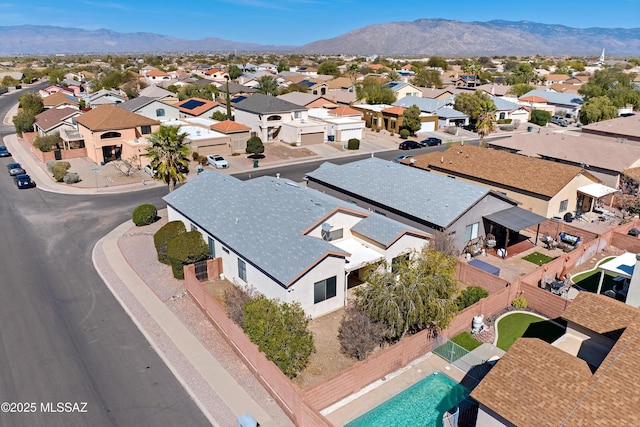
[134,102,180,122]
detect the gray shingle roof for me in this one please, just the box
[163,171,421,287]
[394,96,446,113]
[305,157,492,228]
[521,90,584,107]
[115,96,155,112]
[234,93,307,114]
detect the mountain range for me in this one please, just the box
[1,20,639,56]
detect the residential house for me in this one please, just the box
[352,103,439,134]
[33,107,83,139]
[74,105,160,165]
[308,106,365,142]
[517,90,584,116]
[472,292,640,427]
[305,157,522,253]
[39,84,75,99]
[491,97,530,123]
[580,114,640,145]
[420,88,456,100]
[144,69,171,85]
[163,121,231,156]
[487,131,640,189]
[116,96,180,122]
[393,95,466,128]
[138,85,179,104]
[175,97,225,119]
[325,76,356,93]
[210,120,251,153]
[42,91,81,110]
[543,73,571,86]
[384,81,422,101]
[163,171,431,318]
[256,63,278,73]
[276,93,337,109]
[203,68,229,83]
[410,144,601,218]
[84,89,127,108]
[233,93,321,143]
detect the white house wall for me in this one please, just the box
[167,206,346,318]
[134,102,180,122]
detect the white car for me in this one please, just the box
[207,154,229,169]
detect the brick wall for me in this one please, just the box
[21,132,87,163]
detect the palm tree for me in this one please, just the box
[476,101,496,147]
[463,62,482,87]
[256,75,278,95]
[145,125,191,192]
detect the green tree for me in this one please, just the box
[1,76,19,87]
[505,62,536,85]
[578,68,640,109]
[427,56,448,70]
[457,286,489,310]
[256,75,278,95]
[454,91,495,122]
[227,65,243,80]
[211,111,228,121]
[245,136,264,156]
[413,69,442,88]
[12,110,36,137]
[386,70,400,82]
[243,295,315,378]
[144,125,191,192]
[463,62,482,87]
[507,83,534,98]
[355,247,459,341]
[48,68,65,84]
[317,61,340,77]
[530,109,551,126]
[179,84,218,101]
[166,230,209,279]
[355,77,396,104]
[401,105,422,135]
[346,63,359,85]
[579,96,618,125]
[33,133,60,152]
[18,93,44,115]
[477,107,497,148]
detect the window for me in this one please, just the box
[208,237,215,258]
[499,112,506,120]
[559,199,569,213]
[141,125,152,135]
[156,108,165,117]
[238,259,247,282]
[464,223,479,243]
[294,111,302,119]
[100,131,121,139]
[314,276,337,304]
[222,246,229,254]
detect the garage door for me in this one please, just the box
[196,142,230,157]
[419,122,436,133]
[300,132,324,145]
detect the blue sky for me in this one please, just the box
[3,0,640,45]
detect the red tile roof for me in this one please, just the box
[147,69,170,77]
[381,106,406,115]
[211,120,250,133]
[330,106,362,116]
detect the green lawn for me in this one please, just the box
[450,332,482,351]
[571,257,618,293]
[522,252,556,266]
[496,313,565,351]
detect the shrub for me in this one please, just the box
[531,109,551,126]
[63,172,80,184]
[45,160,56,172]
[496,119,513,124]
[224,284,254,326]
[50,161,71,182]
[132,204,158,227]
[33,133,60,152]
[347,138,360,150]
[399,129,410,139]
[192,152,200,161]
[499,124,515,131]
[243,295,315,378]
[457,286,489,310]
[512,297,528,309]
[166,230,209,279]
[153,220,186,264]
[338,304,384,360]
[245,136,265,156]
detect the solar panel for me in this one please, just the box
[181,99,206,110]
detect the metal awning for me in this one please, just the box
[483,207,547,231]
[577,183,618,199]
[331,238,384,272]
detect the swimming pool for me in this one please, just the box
[345,372,469,427]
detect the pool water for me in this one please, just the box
[345,372,469,427]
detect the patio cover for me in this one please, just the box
[577,183,618,199]
[468,259,500,276]
[598,252,635,279]
[483,207,547,231]
[331,238,384,272]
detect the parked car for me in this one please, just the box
[0,145,11,157]
[398,141,421,150]
[419,137,442,147]
[393,155,414,163]
[551,115,569,127]
[462,123,477,132]
[8,162,25,176]
[144,163,188,177]
[14,173,35,189]
[207,154,229,169]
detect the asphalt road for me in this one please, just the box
[0,86,210,426]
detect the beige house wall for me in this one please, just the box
[79,124,160,164]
